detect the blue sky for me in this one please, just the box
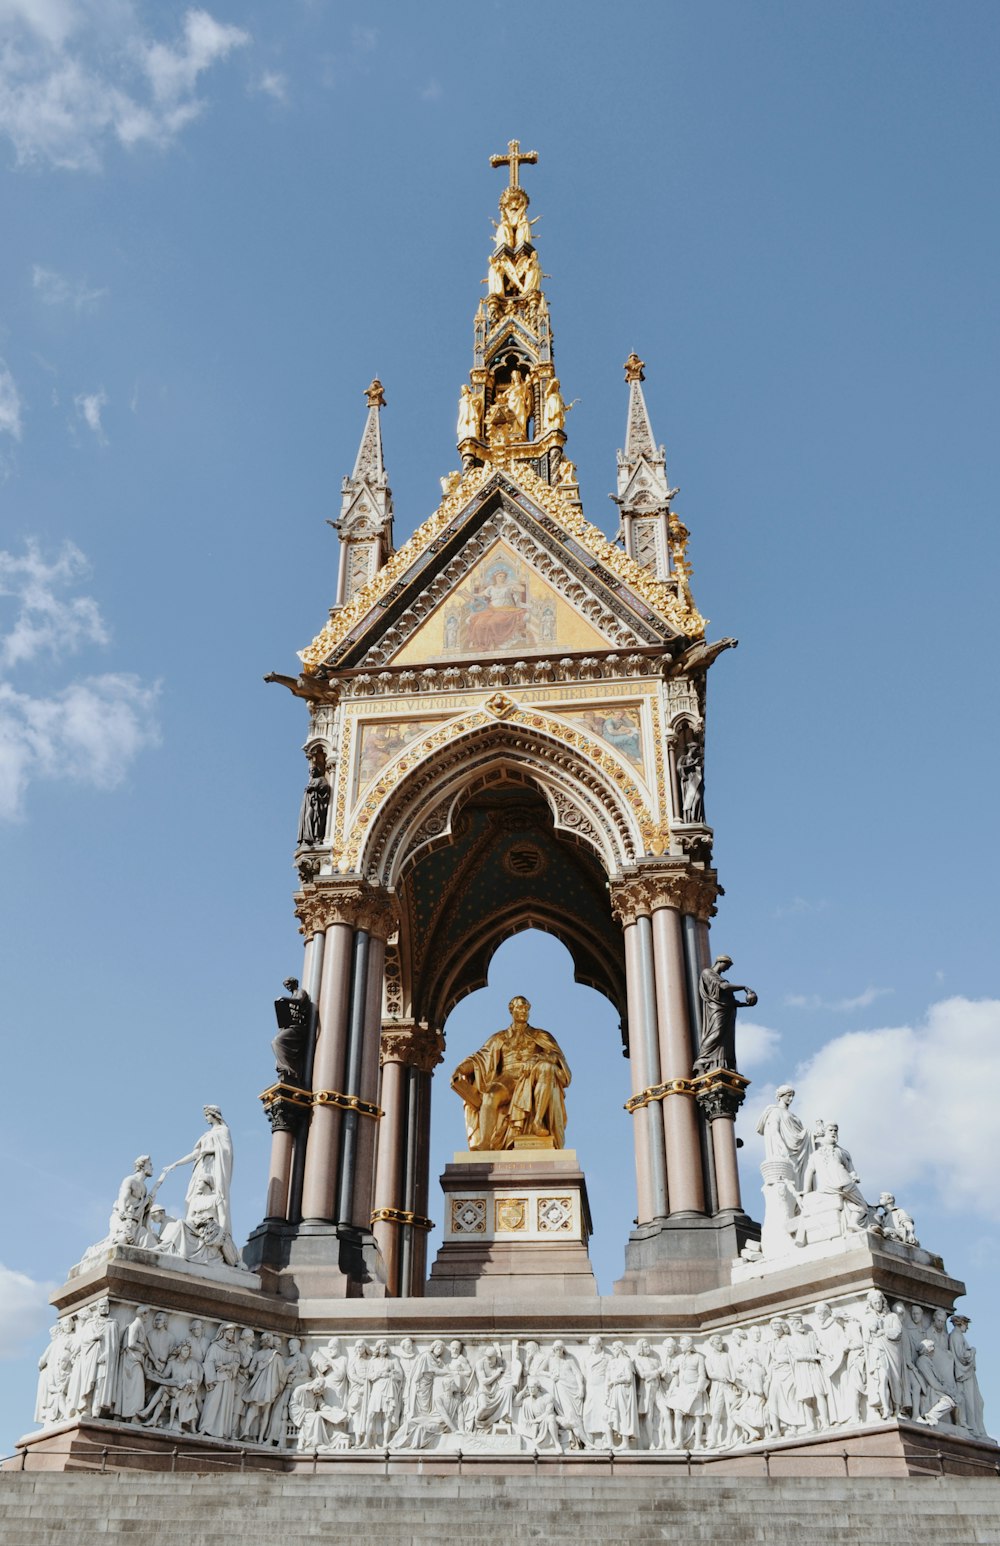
[0,1,998,1454]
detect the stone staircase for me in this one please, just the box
[1,1474,999,1546]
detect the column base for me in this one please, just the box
[243,1221,387,1303]
[614,1209,760,1295]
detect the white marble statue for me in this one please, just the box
[158,1105,235,1238]
[876,1192,919,1246]
[756,1087,809,1191]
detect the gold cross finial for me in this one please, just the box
[489,138,538,190]
[364,377,386,408]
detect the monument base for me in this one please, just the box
[243,1220,387,1303]
[615,1209,760,1295]
[427,1148,597,1297]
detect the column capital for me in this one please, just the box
[692,1067,750,1121]
[380,1019,445,1073]
[295,879,398,940]
[259,1081,311,1133]
[609,865,719,926]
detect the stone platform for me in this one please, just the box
[2,1473,1000,1546]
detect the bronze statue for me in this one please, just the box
[694,956,756,1074]
[272,977,311,1084]
[450,995,571,1150]
[297,751,330,847]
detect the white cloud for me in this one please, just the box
[0,360,24,441]
[32,263,107,312]
[0,540,106,671]
[73,387,108,443]
[253,69,287,103]
[0,539,160,818]
[785,985,892,1013]
[420,79,441,102]
[0,3,251,171]
[737,1020,782,1069]
[745,997,1000,1220]
[0,1264,57,1361]
[141,9,250,105]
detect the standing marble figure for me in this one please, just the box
[451,995,571,1150]
[694,956,757,1074]
[159,1105,234,1237]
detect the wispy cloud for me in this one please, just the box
[0,360,24,442]
[0,539,160,819]
[32,263,108,312]
[773,895,830,920]
[0,1263,58,1360]
[737,1020,782,1069]
[253,69,287,103]
[784,985,892,1013]
[0,3,251,171]
[420,79,442,102]
[0,541,106,672]
[73,387,108,444]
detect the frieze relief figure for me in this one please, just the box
[450,994,571,1150]
[29,1296,991,1451]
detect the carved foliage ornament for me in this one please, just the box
[609,869,719,927]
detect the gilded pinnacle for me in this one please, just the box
[364,378,386,408]
[624,352,645,383]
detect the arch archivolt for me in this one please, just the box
[355,710,648,886]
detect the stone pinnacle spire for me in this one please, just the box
[614,354,690,596]
[332,379,394,608]
[449,140,579,500]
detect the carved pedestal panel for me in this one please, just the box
[427,1148,597,1298]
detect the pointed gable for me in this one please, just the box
[299,464,705,675]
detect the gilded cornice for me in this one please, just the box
[298,466,704,676]
[609,867,719,926]
[294,879,398,940]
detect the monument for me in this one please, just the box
[10,142,994,1478]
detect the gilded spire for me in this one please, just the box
[450,141,578,498]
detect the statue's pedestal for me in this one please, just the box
[426,1146,597,1297]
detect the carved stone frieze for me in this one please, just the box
[609,866,719,927]
[294,880,398,940]
[31,1288,988,1453]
